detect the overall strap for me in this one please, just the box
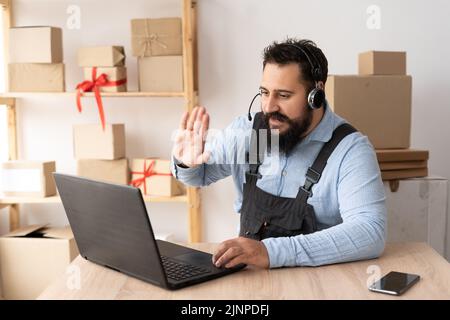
[245,112,267,178]
[301,123,357,197]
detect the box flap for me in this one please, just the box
[42,226,73,239]
[2,224,48,238]
[41,226,74,239]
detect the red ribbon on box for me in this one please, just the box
[75,67,127,130]
[130,159,173,195]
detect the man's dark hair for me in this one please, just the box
[263,38,328,91]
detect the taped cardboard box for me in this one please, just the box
[359,51,406,75]
[131,17,182,57]
[9,26,63,63]
[78,46,125,67]
[138,56,183,92]
[0,225,79,300]
[77,158,129,185]
[73,124,125,160]
[0,161,56,197]
[83,67,127,92]
[326,75,412,149]
[8,63,65,92]
[130,158,184,196]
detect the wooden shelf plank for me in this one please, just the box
[0,194,188,204]
[0,91,186,98]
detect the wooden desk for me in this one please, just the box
[38,242,450,300]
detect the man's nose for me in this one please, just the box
[264,95,279,114]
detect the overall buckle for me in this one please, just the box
[301,167,321,197]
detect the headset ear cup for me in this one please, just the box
[308,88,325,109]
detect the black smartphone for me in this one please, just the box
[368,271,420,296]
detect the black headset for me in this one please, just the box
[248,43,326,121]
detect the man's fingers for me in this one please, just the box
[212,240,234,264]
[200,113,209,142]
[187,107,199,131]
[179,111,189,130]
[225,255,245,269]
[215,247,241,267]
[195,106,205,122]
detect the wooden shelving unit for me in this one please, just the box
[0,0,202,242]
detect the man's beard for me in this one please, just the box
[263,107,313,155]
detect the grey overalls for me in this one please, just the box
[239,112,356,240]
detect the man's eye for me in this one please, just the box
[260,91,269,96]
[279,94,290,99]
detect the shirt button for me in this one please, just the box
[282,170,287,176]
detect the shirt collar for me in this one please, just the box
[302,99,337,144]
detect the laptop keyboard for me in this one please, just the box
[161,255,211,281]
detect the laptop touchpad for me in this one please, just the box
[175,252,213,266]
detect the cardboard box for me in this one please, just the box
[381,167,428,181]
[73,124,125,160]
[0,225,79,300]
[138,56,183,92]
[384,177,448,259]
[359,51,406,75]
[8,63,65,92]
[0,161,56,197]
[376,149,429,162]
[131,17,182,57]
[78,46,125,67]
[130,158,184,196]
[83,67,127,92]
[326,75,412,149]
[379,160,427,171]
[77,158,129,184]
[9,26,63,63]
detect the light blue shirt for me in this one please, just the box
[172,101,387,268]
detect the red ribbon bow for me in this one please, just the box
[75,67,127,130]
[130,160,173,195]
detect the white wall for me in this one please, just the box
[1,0,450,244]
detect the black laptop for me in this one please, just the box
[53,173,245,290]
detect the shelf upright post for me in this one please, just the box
[182,0,201,243]
[1,0,20,231]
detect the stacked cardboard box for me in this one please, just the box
[326,51,428,180]
[131,18,183,92]
[77,46,127,92]
[130,158,185,197]
[74,124,129,185]
[8,26,65,92]
[376,149,429,180]
[0,161,57,197]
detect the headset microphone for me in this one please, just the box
[247,92,261,121]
